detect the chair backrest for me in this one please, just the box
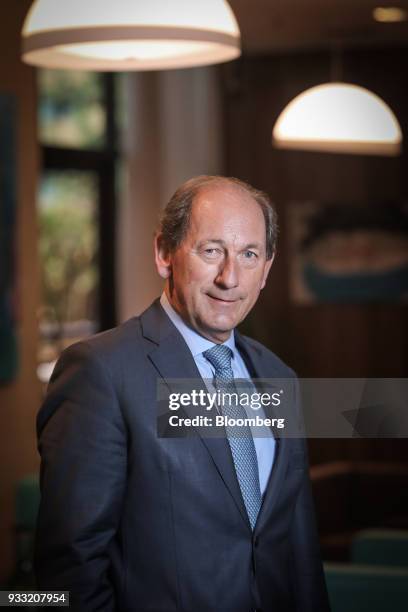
[16,474,40,530]
[351,529,408,567]
[324,562,408,612]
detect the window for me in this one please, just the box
[38,69,106,150]
[37,71,120,382]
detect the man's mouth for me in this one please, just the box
[207,294,240,304]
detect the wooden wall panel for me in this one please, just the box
[224,48,408,463]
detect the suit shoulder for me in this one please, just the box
[57,315,146,375]
[240,334,297,378]
[79,316,142,353]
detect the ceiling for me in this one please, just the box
[228,0,408,53]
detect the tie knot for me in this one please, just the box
[203,344,233,373]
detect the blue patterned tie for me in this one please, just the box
[203,344,262,530]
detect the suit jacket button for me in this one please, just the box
[254,536,259,547]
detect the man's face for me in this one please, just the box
[155,183,273,343]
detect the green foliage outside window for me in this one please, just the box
[38,70,106,149]
[38,172,99,333]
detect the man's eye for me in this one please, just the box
[203,248,220,257]
[243,251,257,259]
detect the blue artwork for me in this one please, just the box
[289,200,408,304]
[0,93,18,384]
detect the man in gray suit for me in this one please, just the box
[35,175,330,611]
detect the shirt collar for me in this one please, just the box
[160,292,236,358]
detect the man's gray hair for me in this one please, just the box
[158,175,278,260]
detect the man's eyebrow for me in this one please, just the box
[243,243,262,251]
[196,239,226,248]
[195,239,263,250]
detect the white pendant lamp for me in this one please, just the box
[272,82,402,156]
[22,0,241,71]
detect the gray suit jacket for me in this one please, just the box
[35,299,330,612]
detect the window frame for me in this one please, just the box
[39,72,117,332]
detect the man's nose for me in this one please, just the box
[215,256,239,289]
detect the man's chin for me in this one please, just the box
[198,315,239,342]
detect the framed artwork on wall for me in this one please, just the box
[288,200,408,304]
[0,92,18,384]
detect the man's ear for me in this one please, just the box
[154,233,172,279]
[261,251,275,289]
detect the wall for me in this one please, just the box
[0,1,41,583]
[223,47,408,464]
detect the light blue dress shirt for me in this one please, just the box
[160,293,275,496]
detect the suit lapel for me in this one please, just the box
[141,300,293,532]
[141,300,250,530]
[235,332,292,532]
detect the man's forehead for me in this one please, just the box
[192,182,260,215]
[184,183,266,249]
